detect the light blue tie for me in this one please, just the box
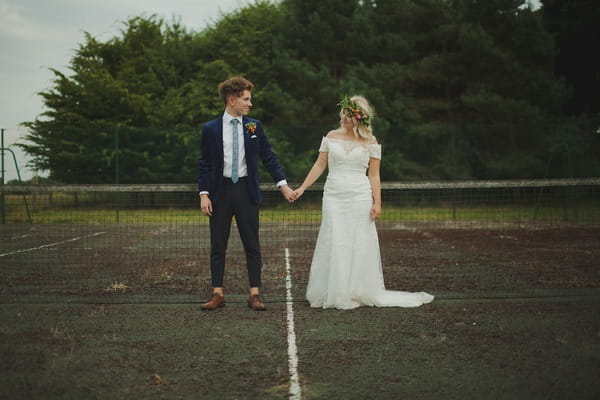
[230,119,240,183]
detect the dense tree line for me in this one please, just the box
[21,0,600,183]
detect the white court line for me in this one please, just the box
[285,247,302,400]
[0,232,106,257]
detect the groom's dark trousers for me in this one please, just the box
[198,116,286,289]
[210,176,261,287]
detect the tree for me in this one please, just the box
[21,17,200,182]
[541,0,600,115]
[21,1,577,182]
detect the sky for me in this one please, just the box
[0,0,251,181]
[0,0,541,182]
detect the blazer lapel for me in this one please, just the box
[242,116,251,151]
[242,116,250,138]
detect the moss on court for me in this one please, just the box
[1,225,598,398]
[294,299,600,400]
[1,298,598,399]
[0,303,290,399]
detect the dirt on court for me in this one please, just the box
[1,226,598,301]
[1,297,598,399]
[1,224,599,399]
[377,227,600,294]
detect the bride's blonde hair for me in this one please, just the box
[338,95,375,142]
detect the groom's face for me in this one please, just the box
[229,90,253,116]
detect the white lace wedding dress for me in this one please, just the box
[306,137,434,309]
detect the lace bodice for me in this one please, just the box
[319,137,381,177]
[319,137,381,158]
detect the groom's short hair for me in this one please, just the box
[219,77,254,104]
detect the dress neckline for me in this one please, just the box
[326,137,370,144]
[325,137,380,148]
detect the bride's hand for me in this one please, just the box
[293,187,305,200]
[370,203,381,221]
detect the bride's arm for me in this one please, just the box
[368,157,382,220]
[294,152,328,199]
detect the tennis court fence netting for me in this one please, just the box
[1,178,599,300]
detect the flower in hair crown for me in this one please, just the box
[245,122,257,134]
[340,96,371,127]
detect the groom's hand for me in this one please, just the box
[279,185,295,203]
[200,194,213,216]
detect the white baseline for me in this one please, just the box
[0,232,106,257]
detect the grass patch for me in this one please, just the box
[1,300,598,399]
[4,204,599,224]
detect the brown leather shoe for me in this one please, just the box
[201,293,225,311]
[248,294,267,311]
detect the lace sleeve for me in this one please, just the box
[319,137,329,152]
[369,143,382,159]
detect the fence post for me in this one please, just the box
[562,143,578,221]
[451,127,456,220]
[534,122,578,221]
[1,128,5,224]
[115,125,120,223]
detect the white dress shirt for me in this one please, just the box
[222,111,247,180]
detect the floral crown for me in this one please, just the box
[339,96,371,127]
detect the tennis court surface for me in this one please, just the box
[1,181,599,399]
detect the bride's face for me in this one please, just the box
[340,111,354,129]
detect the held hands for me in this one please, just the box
[201,187,301,211]
[280,186,380,219]
[291,187,305,202]
[280,185,305,203]
[279,185,296,203]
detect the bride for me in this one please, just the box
[292,95,434,309]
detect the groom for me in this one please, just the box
[198,76,294,311]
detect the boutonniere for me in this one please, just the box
[245,122,257,134]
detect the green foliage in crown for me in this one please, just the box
[339,96,371,127]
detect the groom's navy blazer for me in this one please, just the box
[197,115,286,205]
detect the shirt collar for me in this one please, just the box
[223,111,243,125]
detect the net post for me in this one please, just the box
[4,148,32,223]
